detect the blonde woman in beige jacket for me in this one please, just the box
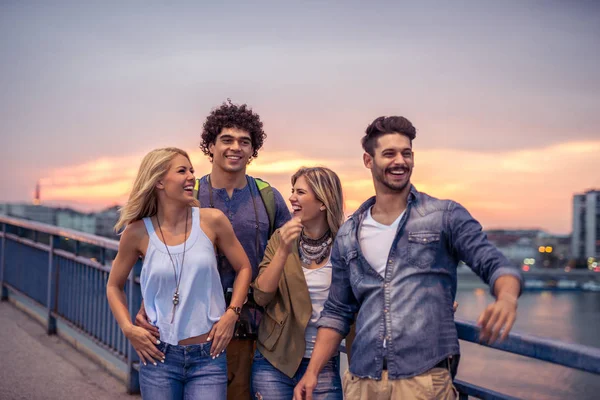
[251,167,345,400]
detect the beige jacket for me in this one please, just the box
[252,230,314,378]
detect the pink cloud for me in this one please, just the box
[39,140,600,233]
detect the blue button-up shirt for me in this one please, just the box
[197,174,291,333]
[317,186,523,379]
[197,174,291,288]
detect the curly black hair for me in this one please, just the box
[200,99,266,160]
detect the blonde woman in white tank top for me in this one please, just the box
[107,148,252,400]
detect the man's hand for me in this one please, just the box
[293,370,318,400]
[207,309,238,358]
[134,304,160,338]
[477,293,517,344]
[124,325,165,366]
[453,301,458,313]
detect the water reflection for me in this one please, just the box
[455,291,600,399]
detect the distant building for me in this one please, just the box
[535,232,571,268]
[572,190,600,263]
[0,202,121,239]
[486,229,540,268]
[33,181,41,206]
[486,229,571,269]
[571,190,600,259]
[4,203,57,225]
[56,209,96,234]
[94,205,120,239]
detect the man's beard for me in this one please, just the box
[375,166,411,192]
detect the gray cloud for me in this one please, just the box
[1,0,599,203]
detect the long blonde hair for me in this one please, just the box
[114,147,199,232]
[291,167,345,238]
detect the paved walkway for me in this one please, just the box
[0,301,139,400]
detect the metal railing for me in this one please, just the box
[1,214,599,398]
[0,215,141,393]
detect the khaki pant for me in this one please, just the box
[343,368,458,400]
[226,339,255,400]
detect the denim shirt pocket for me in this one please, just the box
[407,231,441,268]
[341,249,363,286]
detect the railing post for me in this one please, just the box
[0,223,7,301]
[99,248,106,266]
[46,235,58,334]
[126,258,143,394]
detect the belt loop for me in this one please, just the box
[163,343,169,356]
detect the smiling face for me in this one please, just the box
[156,154,196,203]
[289,175,326,225]
[364,133,414,194]
[208,127,254,174]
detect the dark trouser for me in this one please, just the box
[226,338,255,400]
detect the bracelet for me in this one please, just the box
[227,306,242,317]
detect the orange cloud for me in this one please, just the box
[39,140,600,233]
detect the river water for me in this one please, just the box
[454,290,600,399]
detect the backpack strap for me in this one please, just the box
[195,176,277,238]
[254,177,276,238]
[193,178,201,201]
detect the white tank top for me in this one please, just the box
[140,207,226,345]
[303,259,333,358]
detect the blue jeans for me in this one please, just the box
[139,341,227,400]
[251,349,342,400]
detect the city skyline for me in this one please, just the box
[1,1,599,234]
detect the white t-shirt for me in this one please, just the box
[302,259,332,358]
[359,206,405,278]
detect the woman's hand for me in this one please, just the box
[207,309,238,358]
[279,217,303,253]
[125,325,165,366]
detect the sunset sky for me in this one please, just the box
[1,1,599,234]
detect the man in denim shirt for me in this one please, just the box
[295,116,523,400]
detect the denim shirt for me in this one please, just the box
[317,186,523,379]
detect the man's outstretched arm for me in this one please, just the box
[478,275,520,343]
[134,300,160,338]
[294,328,344,400]
[294,237,359,399]
[448,202,523,344]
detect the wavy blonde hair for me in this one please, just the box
[114,147,199,232]
[291,166,345,238]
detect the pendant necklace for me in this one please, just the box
[157,208,188,323]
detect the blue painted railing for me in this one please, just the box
[0,215,142,393]
[1,214,599,398]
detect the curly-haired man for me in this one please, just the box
[136,100,291,399]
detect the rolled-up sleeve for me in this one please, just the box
[447,202,524,296]
[317,238,359,337]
